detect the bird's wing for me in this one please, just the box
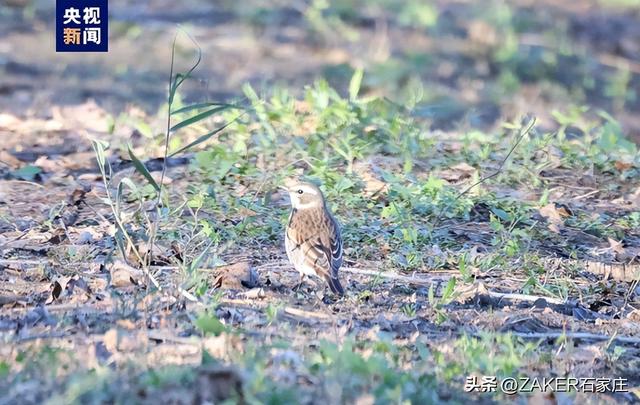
[310,214,342,279]
[286,212,342,279]
[324,217,343,277]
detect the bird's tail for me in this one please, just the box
[325,275,344,296]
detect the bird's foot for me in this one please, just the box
[321,289,344,304]
[292,274,307,293]
[321,294,336,305]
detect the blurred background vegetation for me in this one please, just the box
[1,0,640,403]
[1,0,638,137]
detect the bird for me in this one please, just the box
[282,180,345,296]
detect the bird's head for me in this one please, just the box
[280,180,325,210]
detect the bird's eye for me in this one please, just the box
[297,189,303,194]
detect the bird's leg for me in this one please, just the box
[293,273,306,292]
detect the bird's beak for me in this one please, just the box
[277,185,288,192]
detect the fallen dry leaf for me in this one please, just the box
[607,237,625,255]
[45,277,68,304]
[239,287,265,299]
[437,162,476,183]
[213,262,259,289]
[45,275,92,304]
[0,150,22,168]
[538,203,566,234]
[468,19,498,48]
[67,186,90,206]
[202,333,242,359]
[108,260,143,288]
[136,241,171,264]
[149,171,173,185]
[103,328,148,353]
[614,160,633,171]
[353,160,389,198]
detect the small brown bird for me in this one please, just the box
[283,180,344,296]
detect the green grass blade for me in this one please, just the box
[168,29,202,107]
[127,144,160,192]
[115,181,123,215]
[168,112,246,157]
[171,102,242,116]
[442,277,457,302]
[170,105,233,132]
[349,67,364,101]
